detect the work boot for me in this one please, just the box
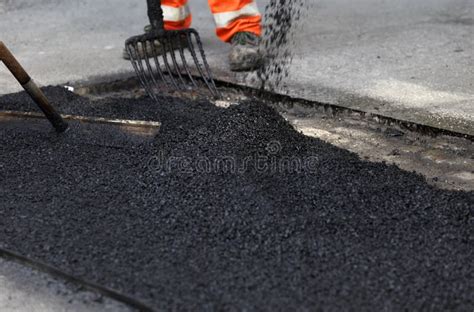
[122,25,189,60]
[229,32,263,72]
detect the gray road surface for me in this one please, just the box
[0,0,473,134]
[0,257,134,312]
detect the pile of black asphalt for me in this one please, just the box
[0,87,472,311]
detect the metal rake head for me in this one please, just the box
[125,28,220,100]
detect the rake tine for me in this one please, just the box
[126,44,145,86]
[166,33,188,87]
[142,40,162,92]
[149,41,169,87]
[186,31,219,98]
[160,38,180,90]
[127,43,157,101]
[134,42,158,101]
[190,30,220,97]
[135,43,156,99]
[185,34,212,91]
[175,33,198,88]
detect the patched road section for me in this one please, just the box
[0,88,472,310]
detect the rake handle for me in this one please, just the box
[0,41,68,132]
[147,0,165,31]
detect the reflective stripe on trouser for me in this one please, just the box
[209,0,261,42]
[161,0,261,42]
[162,0,192,30]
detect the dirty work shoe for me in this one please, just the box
[122,25,189,60]
[229,32,263,72]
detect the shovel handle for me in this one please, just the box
[0,41,68,132]
[0,41,30,85]
[147,0,165,31]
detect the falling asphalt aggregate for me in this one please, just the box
[0,87,473,311]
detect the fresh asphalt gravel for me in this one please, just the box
[0,87,473,311]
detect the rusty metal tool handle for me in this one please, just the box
[0,41,68,132]
[147,0,165,31]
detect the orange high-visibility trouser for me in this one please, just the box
[160,0,261,43]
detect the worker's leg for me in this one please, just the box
[208,0,261,42]
[162,0,192,30]
[208,0,263,71]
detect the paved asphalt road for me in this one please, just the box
[0,87,472,311]
[0,0,473,135]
